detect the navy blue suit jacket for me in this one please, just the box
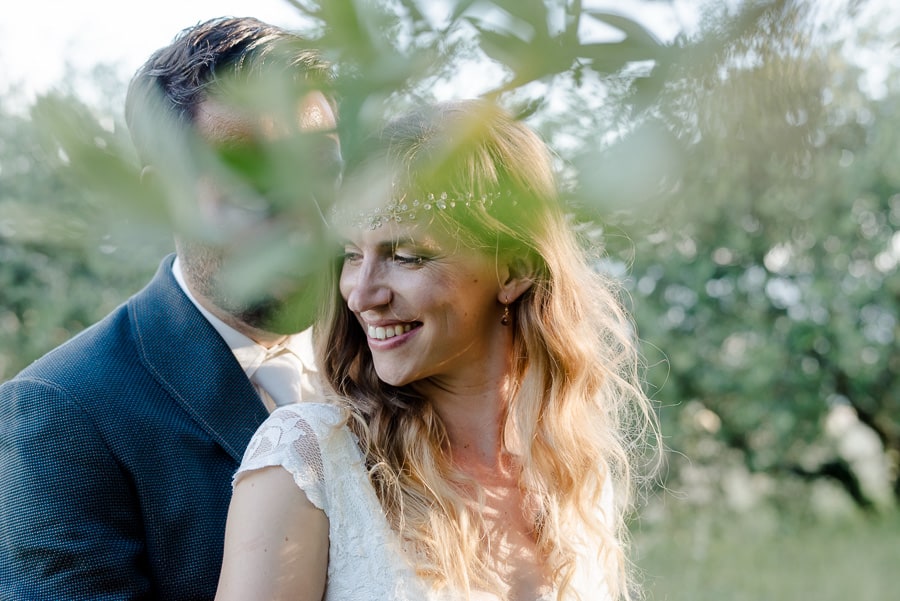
[0,255,270,600]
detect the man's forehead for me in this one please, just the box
[297,91,337,131]
[195,91,337,144]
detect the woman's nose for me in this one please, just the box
[341,260,392,314]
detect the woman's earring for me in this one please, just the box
[500,301,511,326]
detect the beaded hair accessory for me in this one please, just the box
[331,190,511,230]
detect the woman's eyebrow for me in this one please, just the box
[389,236,442,252]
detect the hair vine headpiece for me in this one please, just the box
[331,190,513,230]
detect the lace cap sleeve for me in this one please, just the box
[234,403,345,511]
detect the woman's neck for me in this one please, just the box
[427,382,518,482]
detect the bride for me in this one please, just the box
[215,99,658,601]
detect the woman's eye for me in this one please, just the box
[342,250,363,264]
[393,254,425,266]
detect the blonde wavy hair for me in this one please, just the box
[317,100,658,600]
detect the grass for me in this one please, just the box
[631,507,898,601]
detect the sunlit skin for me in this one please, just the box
[216,466,329,601]
[339,220,510,385]
[336,214,538,445]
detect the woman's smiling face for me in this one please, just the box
[338,218,508,388]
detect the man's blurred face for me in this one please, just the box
[179,90,341,336]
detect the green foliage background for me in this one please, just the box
[1,0,897,595]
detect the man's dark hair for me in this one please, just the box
[125,16,332,165]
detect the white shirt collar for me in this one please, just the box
[171,257,317,377]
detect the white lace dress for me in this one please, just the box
[235,402,609,601]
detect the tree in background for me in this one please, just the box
[592,0,898,511]
[0,65,171,381]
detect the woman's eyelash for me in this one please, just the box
[393,254,426,265]
[340,246,431,265]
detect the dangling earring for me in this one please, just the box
[500,299,511,326]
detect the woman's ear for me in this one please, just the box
[498,255,535,304]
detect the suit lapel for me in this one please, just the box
[128,256,269,462]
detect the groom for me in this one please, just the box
[0,17,340,600]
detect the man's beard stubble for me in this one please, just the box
[177,239,316,336]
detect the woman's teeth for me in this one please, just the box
[368,324,412,340]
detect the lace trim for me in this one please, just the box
[235,404,338,510]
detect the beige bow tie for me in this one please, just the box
[250,348,313,411]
